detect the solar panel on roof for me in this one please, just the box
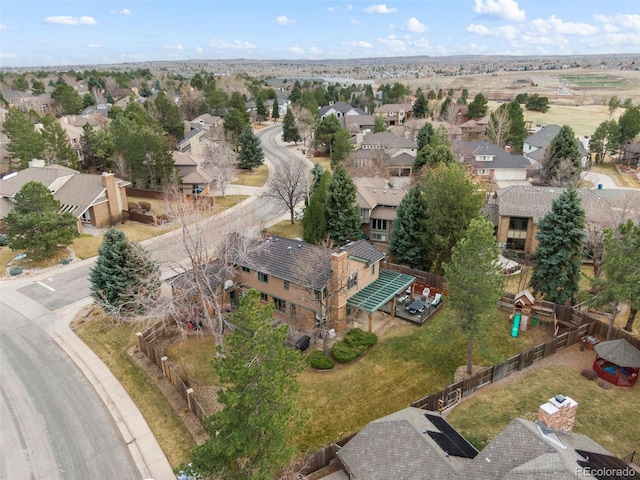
[425,413,478,459]
[576,450,637,480]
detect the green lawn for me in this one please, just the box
[447,365,640,458]
[267,220,303,239]
[159,306,555,452]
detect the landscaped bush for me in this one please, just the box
[0,233,8,246]
[138,201,152,212]
[331,342,362,363]
[61,258,71,265]
[581,368,598,381]
[9,266,23,276]
[596,379,612,390]
[307,350,335,370]
[344,328,378,348]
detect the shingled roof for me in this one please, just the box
[496,186,612,224]
[455,141,531,170]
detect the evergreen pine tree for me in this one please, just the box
[330,129,353,167]
[373,116,388,133]
[271,97,280,121]
[413,91,428,119]
[507,100,526,153]
[541,125,582,185]
[325,164,361,245]
[2,107,45,169]
[5,181,77,259]
[255,96,267,123]
[530,186,585,305]
[444,217,504,375]
[303,171,330,244]
[190,290,306,480]
[281,108,301,144]
[237,125,264,170]
[89,228,161,316]
[416,122,434,150]
[388,184,427,266]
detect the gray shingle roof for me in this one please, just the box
[341,239,385,264]
[361,132,418,149]
[525,125,562,149]
[455,141,531,170]
[496,186,612,224]
[387,152,415,166]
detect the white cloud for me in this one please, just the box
[195,46,203,54]
[594,14,640,34]
[0,53,17,59]
[467,24,490,35]
[364,4,398,14]
[473,0,525,21]
[288,46,304,55]
[347,4,353,10]
[309,46,322,55]
[164,44,183,51]
[345,40,373,48]
[327,6,336,12]
[412,38,430,49]
[406,17,426,32]
[208,38,257,50]
[88,43,102,48]
[44,15,97,25]
[350,19,363,26]
[275,15,296,26]
[530,15,598,35]
[377,34,406,51]
[110,8,131,15]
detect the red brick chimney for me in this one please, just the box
[537,395,578,432]
[505,145,512,154]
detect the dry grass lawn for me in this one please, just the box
[73,314,195,468]
[447,363,640,457]
[267,220,303,239]
[232,164,269,187]
[591,162,640,188]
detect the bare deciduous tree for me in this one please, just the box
[204,140,237,198]
[292,106,316,149]
[485,107,512,148]
[261,158,310,224]
[178,84,204,120]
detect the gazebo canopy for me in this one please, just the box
[347,269,415,314]
[594,339,640,368]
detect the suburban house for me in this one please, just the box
[459,114,490,141]
[454,141,531,183]
[0,159,129,233]
[354,131,418,158]
[345,114,376,134]
[356,177,408,251]
[265,91,292,119]
[493,185,612,253]
[375,103,412,126]
[523,124,589,169]
[177,127,209,156]
[336,395,635,479]
[349,132,418,176]
[318,101,367,129]
[235,236,415,334]
[172,151,214,195]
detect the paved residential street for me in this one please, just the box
[0,123,311,480]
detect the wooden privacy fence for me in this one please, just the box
[386,263,447,290]
[136,324,207,422]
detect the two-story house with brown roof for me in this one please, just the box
[236,236,414,335]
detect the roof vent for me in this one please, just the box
[298,244,302,248]
[287,246,292,253]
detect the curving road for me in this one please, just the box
[0,298,140,480]
[0,122,310,480]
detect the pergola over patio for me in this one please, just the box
[347,269,415,331]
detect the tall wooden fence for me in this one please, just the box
[386,262,447,290]
[136,323,207,422]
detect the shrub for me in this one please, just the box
[344,328,378,348]
[581,369,598,381]
[596,379,612,390]
[307,350,334,370]
[138,201,152,212]
[331,342,362,363]
[9,266,23,276]
[127,202,138,212]
[0,234,7,246]
[61,258,71,265]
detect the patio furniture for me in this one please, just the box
[406,300,427,314]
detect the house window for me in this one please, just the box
[506,238,526,251]
[284,280,290,290]
[371,263,375,275]
[509,217,528,231]
[361,208,370,224]
[315,289,325,301]
[260,292,268,303]
[242,266,250,273]
[347,272,358,289]
[290,304,297,319]
[258,271,269,283]
[274,297,286,313]
[371,219,388,231]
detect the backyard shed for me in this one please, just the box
[592,339,640,387]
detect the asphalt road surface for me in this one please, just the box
[0,300,140,480]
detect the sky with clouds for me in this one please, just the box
[1,0,639,68]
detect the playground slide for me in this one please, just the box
[511,313,521,338]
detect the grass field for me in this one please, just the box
[447,365,640,457]
[73,315,196,468]
[489,102,617,138]
[232,164,269,187]
[267,220,303,239]
[560,75,629,88]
